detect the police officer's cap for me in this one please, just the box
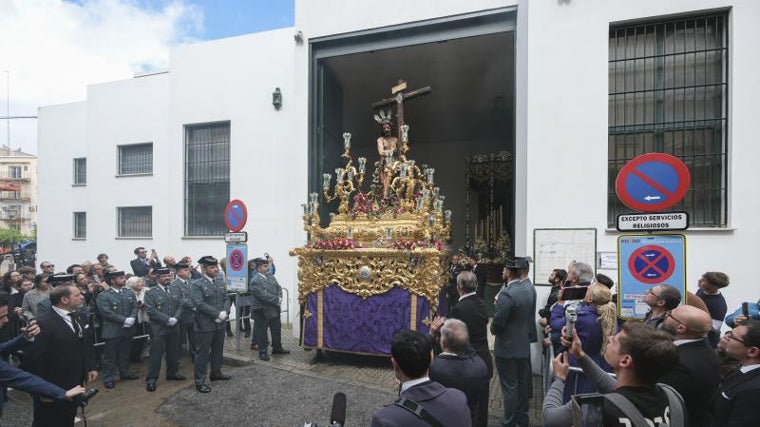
[197,256,218,266]
[252,257,268,267]
[104,270,126,280]
[174,262,191,270]
[154,267,172,276]
[48,274,75,284]
[504,257,530,270]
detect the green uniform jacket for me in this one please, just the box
[144,285,182,337]
[190,275,229,332]
[96,288,139,340]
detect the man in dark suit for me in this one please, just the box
[660,304,721,427]
[468,258,488,301]
[490,257,537,427]
[711,320,760,427]
[96,270,139,389]
[0,295,87,418]
[190,256,231,393]
[22,285,97,427]
[371,329,471,427]
[250,257,289,361]
[144,268,185,392]
[429,318,489,427]
[130,246,162,277]
[446,271,493,427]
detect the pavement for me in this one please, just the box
[3,324,544,426]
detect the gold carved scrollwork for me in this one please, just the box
[290,248,446,311]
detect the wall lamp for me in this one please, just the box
[272,87,282,110]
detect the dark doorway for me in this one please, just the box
[310,10,515,254]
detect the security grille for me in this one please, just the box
[118,206,152,237]
[118,143,153,175]
[74,212,86,239]
[74,158,86,185]
[608,13,728,227]
[184,122,230,236]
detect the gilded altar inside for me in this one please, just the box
[289,82,451,355]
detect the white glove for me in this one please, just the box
[166,317,178,327]
[278,297,283,306]
[123,317,135,328]
[214,318,222,323]
[218,311,228,321]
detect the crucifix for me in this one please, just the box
[372,80,432,144]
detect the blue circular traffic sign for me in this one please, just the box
[224,199,248,232]
[615,153,691,212]
[628,245,675,284]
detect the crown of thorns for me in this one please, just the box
[373,110,393,125]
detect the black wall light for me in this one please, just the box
[272,87,282,110]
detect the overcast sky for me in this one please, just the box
[0,0,294,155]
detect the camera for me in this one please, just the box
[565,305,577,340]
[76,386,99,407]
[265,253,270,259]
[742,302,750,317]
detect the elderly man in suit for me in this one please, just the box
[712,320,760,427]
[250,257,289,361]
[190,256,231,393]
[97,270,139,389]
[659,304,721,427]
[429,318,489,427]
[491,257,537,427]
[144,267,186,392]
[371,329,472,427]
[22,285,97,427]
[447,270,493,427]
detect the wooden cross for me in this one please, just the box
[372,80,431,141]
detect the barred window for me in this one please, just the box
[118,206,152,237]
[73,212,86,239]
[73,158,86,185]
[608,13,728,227]
[118,143,153,175]
[9,166,22,179]
[184,122,230,236]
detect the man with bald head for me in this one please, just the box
[660,304,721,427]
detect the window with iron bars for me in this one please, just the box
[73,158,86,185]
[184,122,230,236]
[118,143,153,175]
[73,212,86,239]
[608,12,728,227]
[118,206,152,238]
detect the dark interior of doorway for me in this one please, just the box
[316,31,514,256]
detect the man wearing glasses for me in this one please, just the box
[660,305,721,427]
[39,261,55,275]
[712,320,760,427]
[643,285,681,329]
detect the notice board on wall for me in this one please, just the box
[533,228,597,286]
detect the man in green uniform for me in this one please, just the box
[190,256,231,393]
[96,270,139,389]
[144,267,186,392]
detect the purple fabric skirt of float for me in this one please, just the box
[302,285,431,355]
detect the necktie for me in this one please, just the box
[68,313,82,337]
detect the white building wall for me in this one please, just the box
[521,0,760,316]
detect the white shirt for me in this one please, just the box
[674,338,703,346]
[458,292,476,301]
[400,376,430,394]
[52,305,77,333]
[740,363,760,374]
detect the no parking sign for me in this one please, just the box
[618,234,686,320]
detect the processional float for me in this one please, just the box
[289,81,451,356]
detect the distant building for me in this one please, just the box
[0,145,37,237]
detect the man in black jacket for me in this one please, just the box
[429,318,489,427]
[23,285,97,427]
[711,320,760,427]
[660,304,721,427]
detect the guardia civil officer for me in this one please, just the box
[96,270,139,389]
[190,256,231,393]
[172,261,198,360]
[144,267,186,392]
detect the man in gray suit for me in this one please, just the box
[96,270,139,389]
[490,257,537,427]
[144,267,186,392]
[190,256,231,393]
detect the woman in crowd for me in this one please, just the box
[126,276,150,363]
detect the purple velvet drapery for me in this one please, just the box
[303,285,431,355]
